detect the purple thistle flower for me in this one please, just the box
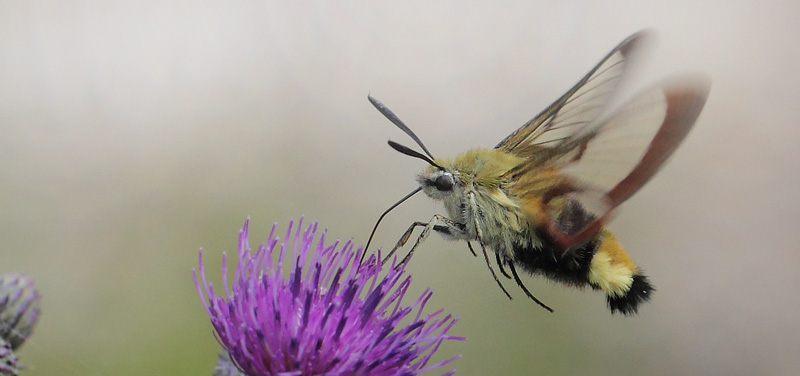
[193,218,464,376]
[0,273,41,351]
[0,337,19,376]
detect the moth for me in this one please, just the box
[364,30,710,315]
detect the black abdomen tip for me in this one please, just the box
[607,274,655,315]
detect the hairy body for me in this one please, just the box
[367,30,709,315]
[422,148,650,314]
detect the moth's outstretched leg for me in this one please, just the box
[467,192,513,299]
[383,215,467,268]
[495,252,512,280]
[466,242,478,257]
[381,221,427,265]
[508,262,554,313]
[476,239,513,299]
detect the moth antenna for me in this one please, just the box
[388,141,442,169]
[368,95,436,160]
[361,187,423,264]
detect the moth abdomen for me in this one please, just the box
[511,231,597,287]
[511,228,653,314]
[606,273,654,315]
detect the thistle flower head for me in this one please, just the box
[0,337,19,376]
[194,218,464,376]
[0,273,41,351]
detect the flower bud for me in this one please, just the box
[0,274,41,350]
[0,337,19,376]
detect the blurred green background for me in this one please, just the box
[2,1,798,375]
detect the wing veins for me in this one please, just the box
[498,41,637,154]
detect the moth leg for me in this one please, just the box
[385,215,466,268]
[432,222,467,238]
[381,221,427,265]
[476,239,513,300]
[466,242,478,257]
[495,252,512,279]
[467,192,513,299]
[508,262,554,313]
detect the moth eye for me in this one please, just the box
[433,173,455,192]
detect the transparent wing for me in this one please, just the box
[496,30,651,154]
[537,76,711,249]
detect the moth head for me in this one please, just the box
[364,94,457,255]
[418,167,457,200]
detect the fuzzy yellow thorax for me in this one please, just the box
[431,149,525,189]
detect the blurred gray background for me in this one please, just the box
[2,1,798,375]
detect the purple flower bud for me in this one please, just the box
[194,218,464,376]
[0,338,19,376]
[0,274,41,350]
